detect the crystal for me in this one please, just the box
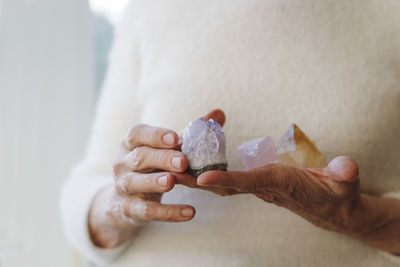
[238,136,277,170]
[277,123,326,168]
[182,118,228,177]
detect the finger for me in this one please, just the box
[174,173,238,196]
[173,173,198,187]
[121,124,179,151]
[203,109,226,126]
[116,172,175,194]
[197,165,294,193]
[196,170,258,192]
[124,146,189,172]
[324,156,360,197]
[175,135,184,151]
[326,156,359,182]
[122,198,195,222]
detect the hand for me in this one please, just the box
[178,156,400,254]
[179,156,363,232]
[195,156,363,233]
[88,109,225,248]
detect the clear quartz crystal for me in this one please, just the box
[238,136,277,170]
[182,118,228,177]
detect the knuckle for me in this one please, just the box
[130,124,146,137]
[126,124,147,147]
[115,174,129,194]
[141,205,153,219]
[120,198,131,218]
[129,147,145,168]
[113,160,126,176]
[134,202,153,219]
[118,198,139,224]
[135,124,150,141]
[163,207,175,221]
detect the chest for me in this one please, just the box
[134,0,400,193]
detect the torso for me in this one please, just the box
[115,0,400,266]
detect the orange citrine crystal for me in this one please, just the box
[277,124,326,168]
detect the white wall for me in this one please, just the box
[0,0,95,266]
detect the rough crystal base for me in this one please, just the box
[187,163,228,178]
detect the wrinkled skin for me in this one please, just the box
[176,157,365,235]
[88,110,225,248]
[177,159,400,254]
[174,112,400,255]
[89,109,400,255]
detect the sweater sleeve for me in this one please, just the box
[379,191,400,265]
[60,3,141,265]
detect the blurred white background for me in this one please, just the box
[0,0,126,266]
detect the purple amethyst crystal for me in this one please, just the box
[182,118,228,177]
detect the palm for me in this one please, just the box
[177,156,362,233]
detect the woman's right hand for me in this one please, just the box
[88,124,194,248]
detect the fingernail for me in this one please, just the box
[157,175,168,187]
[196,178,207,186]
[162,133,175,146]
[172,156,182,169]
[180,207,193,217]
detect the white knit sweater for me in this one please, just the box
[60,0,400,266]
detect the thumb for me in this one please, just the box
[324,156,360,196]
[326,156,359,182]
[203,109,226,127]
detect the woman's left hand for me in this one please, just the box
[176,156,400,254]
